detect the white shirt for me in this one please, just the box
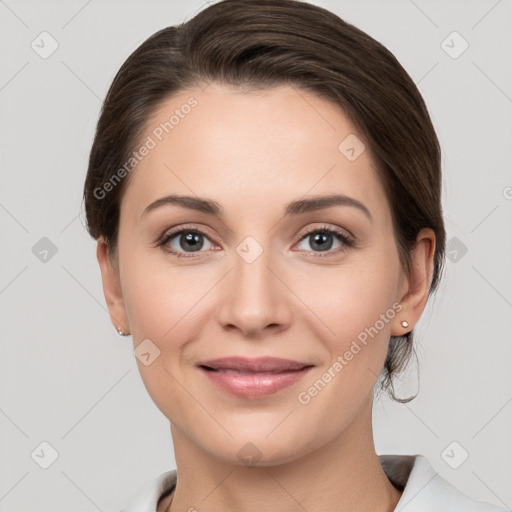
[120,454,509,511]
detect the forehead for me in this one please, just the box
[120,83,389,224]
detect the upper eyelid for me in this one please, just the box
[161,223,350,237]
[299,225,352,239]
[161,225,217,243]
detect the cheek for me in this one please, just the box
[119,252,207,417]
[292,248,401,415]
[294,274,400,427]
[297,251,400,353]
[120,246,213,341]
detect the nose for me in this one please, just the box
[216,244,293,338]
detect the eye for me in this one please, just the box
[157,224,354,259]
[295,225,354,256]
[159,227,216,258]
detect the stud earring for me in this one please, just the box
[401,320,409,329]
[117,326,130,336]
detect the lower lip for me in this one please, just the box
[199,367,313,398]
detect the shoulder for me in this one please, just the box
[119,469,177,512]
[379,454,509,512]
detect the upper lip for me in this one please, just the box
[198,357,313,372]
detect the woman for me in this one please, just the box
[83,1,507,510]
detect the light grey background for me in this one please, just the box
[1,0,511,511]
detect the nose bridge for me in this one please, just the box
[235,235,273,295]
[217,233,290,335]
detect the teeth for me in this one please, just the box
[223,370,256,375]
[202,365,307,374]
[218,369,295,375]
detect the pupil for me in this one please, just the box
[311,233,332,251]
[182,232,203,252]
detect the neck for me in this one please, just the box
[165,400,402,512]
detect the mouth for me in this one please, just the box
[198,356,312,372]
[199,365,312,375]
[197,357,314,398]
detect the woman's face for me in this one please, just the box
[99,83,430,466]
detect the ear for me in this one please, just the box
[96,237,130,335]
[391,228,436,336]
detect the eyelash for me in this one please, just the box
[157,224,355,259]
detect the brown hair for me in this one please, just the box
[83,0,446,402]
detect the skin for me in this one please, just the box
[97,83,436,512]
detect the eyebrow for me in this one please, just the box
[140,193,372,221]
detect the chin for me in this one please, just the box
[203,427,315,468]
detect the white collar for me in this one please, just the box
[379,454,507,511]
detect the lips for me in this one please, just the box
[197,357,314,398]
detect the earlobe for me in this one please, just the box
[391,228,436,336]
[96,238,130,335]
